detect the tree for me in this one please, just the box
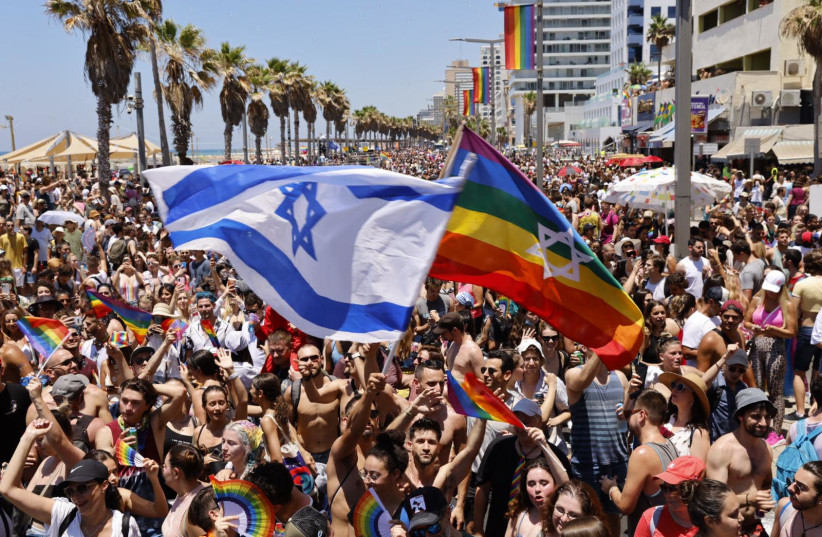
[155,20,215,164]
[646,14,675,84]
[316,81,345,153]
[497,126,508,146]
[523,91,537,146]
[246,65,272,164]
[46,0,147,192]
[287,63,313,163]
[781,0,822,175]
[213,42,250,161]
[266,57,292,162]
[625,62,653,85]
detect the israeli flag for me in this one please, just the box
[143,165,465,342]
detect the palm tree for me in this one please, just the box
[625,62,653,85]
[46,0,147,192]
[246,65,272,164]
[523,91,537,146]
[266,57,292,162]
[442,96,459,135]
[497,126,508,146]
[287,63,312,162]
[213,42,251,161]
[302,87,317,162]
[316,81,343,152]
[155,20,214,164]
[646,14,675,84]
[781,0,822,175]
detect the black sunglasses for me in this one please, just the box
[421,359,444,369]
[481,366,498,375]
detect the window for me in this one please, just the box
[651,6,661,16]
[668,6,676,17]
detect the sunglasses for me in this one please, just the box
[64,481,98,498]
[480,366,498,375]
[298,354,321,363]
[53,357,79,368]
[659,483,679,494]
[131,356,149,366]
[670,382,690,393]
[411,522,442,537]
[421,359,444,369]
[541,334,558,341]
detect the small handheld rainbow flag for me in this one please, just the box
[17,316,70,365]
[353,487,392,537]
[379,151,390,160]
[463,89,476,116]
[201,319,220,348]
[472,67,490,104]
[86,289,152,343]
[446,371,525,428]
[210,476,277,537]
[109,331,129,348]
[114,438,145,467]
[169,319,188,342]
[504,4,536,70]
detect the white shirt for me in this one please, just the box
[31,226,52,261]
[678,256,709,299]
[811,312,822,346]
[48,498,140,537]
[681,311,717,349]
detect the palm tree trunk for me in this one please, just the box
[255,136,262,164]
[97,96,112,198]
[287,114,293,161]
[815,62,822,177]
[326,119,331,155]
[657,45,662,84]
[294,111,301,164]
[224,123,233,161]
[279,116,286,164]
[149,39,171,167]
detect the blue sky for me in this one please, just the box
[0,1,502,153]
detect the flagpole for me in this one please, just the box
[536,0,545,189]
[382,339,399,376]
[35,333,72,377]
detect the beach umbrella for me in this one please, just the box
[643,155,664,163]
[619,157,645,167]
[603,167,732,210]
[38,210,86,226]
[218,160,245,165]
[557,165,582,177]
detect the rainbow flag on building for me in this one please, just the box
[429,127,644,369]
[446,371,524,428]
[17,316,70,364]
[86,289,152,343]
[504,4,536,70]
[472,67,490,104]
[462,89,476,116]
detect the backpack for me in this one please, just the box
[57,507,133,536]
[648,505,663,535]
[108,238,127,268]
[773,419,822,500]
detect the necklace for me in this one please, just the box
[82,511,111,536]
[802,511,822,536]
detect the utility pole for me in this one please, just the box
[4,116,15,151]
[673,0,692,259]
[536,0,545,189]
[242,109,249,164]
[133,73,147,177]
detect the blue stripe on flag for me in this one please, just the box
[169,219,412,333]
[346,185,457,211]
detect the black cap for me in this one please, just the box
[403,487,448,531]
[432,312,463,334]
[56,460,109,496]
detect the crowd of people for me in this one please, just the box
[0,151,819,537]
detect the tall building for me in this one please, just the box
[480,42,508,132]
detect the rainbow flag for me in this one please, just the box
[504,4,536,70]
[463,89,476,116]
[353,488,392,537]
[86,289,152,343]
[446,371,525,428]
[472,67,490,104]
[109,331,129,348]
[201,319,220,348]
[430,127,644,369]
[168,319,188,342]
[16,316,70,363]
[114,439,145,467]
[379,151,390,159]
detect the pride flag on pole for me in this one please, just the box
[17,316,70,364]
[86,289,152,343]
[472,67,490,104]
[429,127,644,369]
[463,89,476,116]
[504,4,536,70]
[446,371,524,428]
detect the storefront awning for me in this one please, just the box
[771,140,814,164]
[710,126,784,161]
[622,121,653,134]
[649,107,727,144]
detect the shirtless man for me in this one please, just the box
[0,342,32,383]
[434,312,483,382]
[706,388,776,536]
[326,372,385,537]
[25,349,112,424]
[697,300,747,373]
[284,343,341,465]
[401,416,485,498]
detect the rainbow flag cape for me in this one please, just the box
[86,289,152,343]
[472,67,490,104]
[430,127,643,369]
[446,371,525,428]
[210,476,277,537]
[201,319,220,348]
[504,4,535,70]
[463,89,476,116]
[114,439,145,467]
[16,316,70,363]
[353,487,392,537]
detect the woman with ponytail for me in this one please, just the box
[679,479,741,537]
[356,431,410,520]
[161,444,206,537]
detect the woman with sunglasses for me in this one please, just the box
[537,322,570,379]
[85,450,168,522]
[505,459,559,537]
[0,419,141,536]
[659,372,711,461]
[541,479,604,536]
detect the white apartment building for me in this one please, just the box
[480,42,508,133]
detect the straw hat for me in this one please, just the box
[151,303,180,319]
[659,371,710,415]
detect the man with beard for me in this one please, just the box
[771,461,822,536]
[696,300,747,372]
[706,388,776,536]
[402,416,486,499]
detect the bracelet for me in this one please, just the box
[227,372,238,381]
[350,352,362,360]
[404,407,417,417]
[609,486,618,500]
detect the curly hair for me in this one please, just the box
[541,480,604,535]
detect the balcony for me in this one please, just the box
[628,13,644,26]
[627,33,644,45]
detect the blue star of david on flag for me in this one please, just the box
[275,182,326,260]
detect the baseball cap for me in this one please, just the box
[740,191,750,198]
[801,231,814,245]
[455,292,475,307]
[56,459,109,496]
[512,398,542,418]
[104,219,116,227]
[655,456,705,484]
[582,223,596,232]
[761,270,786,293]
[517,338,545,361]
[653,235,671,245]
[404,487,448,531]
[643,210,654,218]
[726,348,749,368]
[733,387,777,419]
[704,286,729,306]
[20,191,30,198]
[51,374,88,399]
[54,226,65,233]
[432,312,463,334]
[720,300,744,315]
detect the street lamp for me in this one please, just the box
[2,116,15,151]
[450,37,504,147]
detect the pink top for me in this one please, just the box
[752,304,784,328]
[161,482,207,537]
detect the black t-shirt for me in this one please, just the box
[25,237,39,271]
[0,383,31,464]
[476,434,572,537]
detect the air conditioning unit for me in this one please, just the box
[785,59,806,76]
[781,89,801,107]
[752,90,773,108]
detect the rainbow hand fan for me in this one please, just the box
[209,476,277,537]
[353,487,392,537]
[114,439,145,467]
